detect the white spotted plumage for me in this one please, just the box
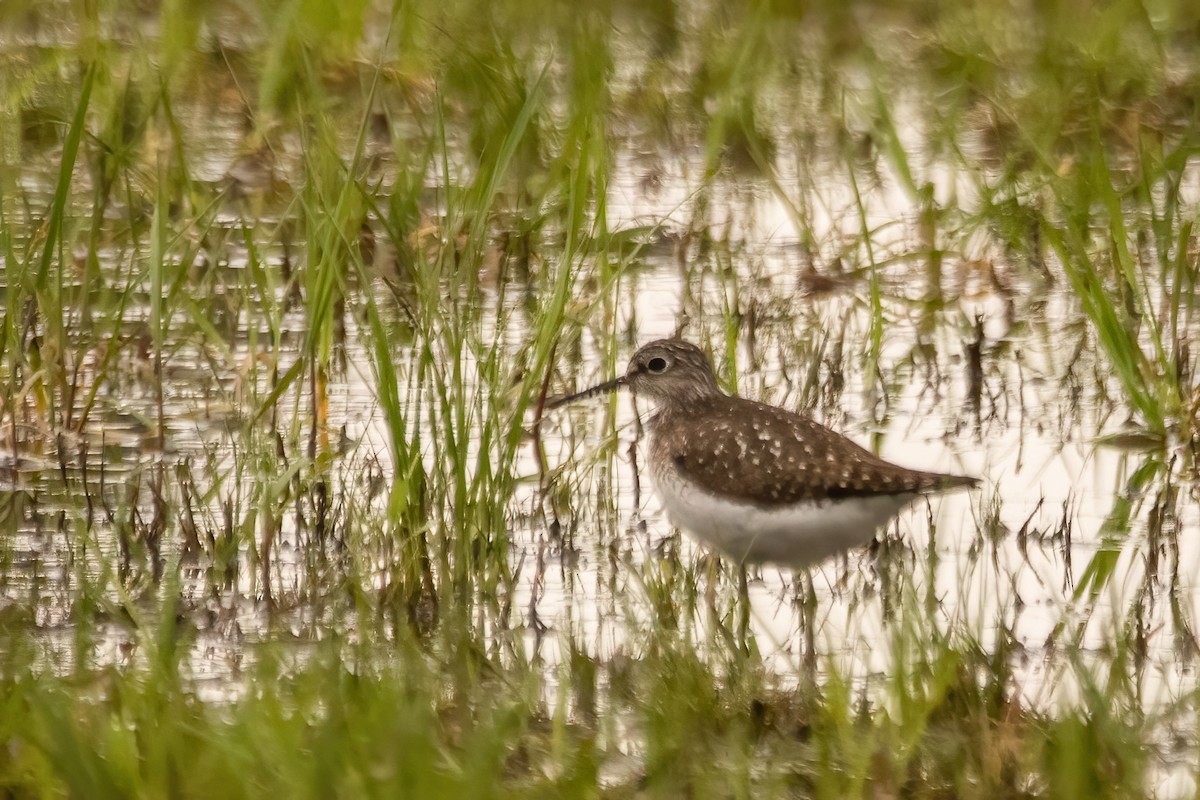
[551,338,978,567]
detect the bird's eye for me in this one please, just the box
[646,356,669,374]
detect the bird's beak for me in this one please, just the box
[546,375,628,409]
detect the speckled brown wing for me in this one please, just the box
[650,395,977,507]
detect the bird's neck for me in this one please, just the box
[642,392,726,431]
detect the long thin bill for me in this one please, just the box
[545,376,626,409]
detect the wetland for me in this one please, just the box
[2,0,1200,796]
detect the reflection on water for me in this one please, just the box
[2,3,1198,792]
[1,96,1190,685]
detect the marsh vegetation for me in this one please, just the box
[2,0,1200,796]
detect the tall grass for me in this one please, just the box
[0,0,1198,795]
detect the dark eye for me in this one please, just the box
[646,356,668,374]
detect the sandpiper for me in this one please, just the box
[550,339,978,567]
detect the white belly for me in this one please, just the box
[650,461,916,567]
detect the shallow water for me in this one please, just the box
[0,81,1188,677]
[2,3,1200,794]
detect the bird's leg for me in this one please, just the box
[793,571,817,681]
[736,565,751,655]
[802,571,817,677]
[703,554,737,652]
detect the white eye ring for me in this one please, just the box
[646,356,669,374]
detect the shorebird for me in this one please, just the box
[550,339,977,567]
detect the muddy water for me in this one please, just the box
[521,145,1197,703]
[0,19,1195,765]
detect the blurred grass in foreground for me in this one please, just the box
[1,0,1199,795]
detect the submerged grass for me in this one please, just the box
[1,0,1199,795]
